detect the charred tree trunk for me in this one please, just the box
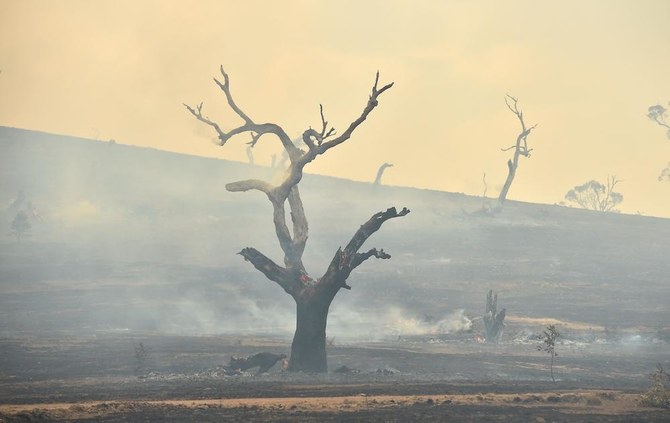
[185,68,403,372]
[483,290,506,343]
[240,207,409,371]
[289,296,331,372]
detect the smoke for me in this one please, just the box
[57,199,101,221]
[155,297,295,336]
[327,306,472,341]
[384,308,472,336]
[146,291,472,342]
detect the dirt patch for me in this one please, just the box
[0,391,666,422]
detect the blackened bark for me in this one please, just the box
[288,296,331,372]
[483,289,506,343]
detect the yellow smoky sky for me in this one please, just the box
[1,0,669,217]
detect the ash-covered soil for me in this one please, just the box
[0,331,668,422]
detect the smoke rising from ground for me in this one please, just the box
[1,130,669,355]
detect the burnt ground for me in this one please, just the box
[1,129,669,421]
[0,329,668,422]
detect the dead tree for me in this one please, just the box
[373,162,393,185]
[246,145,255,166]
[483,290,505,343]
[498,95,537,204]
[185,66,408,372]
[11,210,31,242]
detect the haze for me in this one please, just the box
[1,0,668,216]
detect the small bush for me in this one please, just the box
[537,325,560,382]
[640,364,670,409]
[133,342,151,375]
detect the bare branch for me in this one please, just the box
[188,68,396,286]
[321,207,410,292]
[271,199,301,271]
[247,132,262,148]
[238,247,302,295]
[316,72,394,154]
[288,186,308,260]
[302,104,337,150]
[350,247,392,269]
[213,65,254,125]
[302,129,319,151]
[225,179,273,194]
[319,104,336,142]
[343,206,409,256]
[185,66,302,160]
[278,72,394,198]
[183,102,227,145]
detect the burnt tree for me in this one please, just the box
[373,162,393,185]
[185,67,409,372]
[498,95,537,204]
[483,290,505,343]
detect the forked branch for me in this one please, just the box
[317,71,393,154]
[238,247,302,295]
[186,66,395,278]
[213,65,254,125]
[184,66,301,160]
[183,102,227,144]
[502,95,537,157]
[323,207,410,291]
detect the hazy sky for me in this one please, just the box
[1,0,669,217]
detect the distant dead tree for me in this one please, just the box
[10,210,31,242]
[478,172,495,215]
[647,102,670,181]
[373,162,393,185]
[498,95,537,205]
[185,66,408,372]
[246,145,255,166]
[133,342,151,375]
[564,176,623,212]
[483,290,506,343]
[270,136,304,173]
